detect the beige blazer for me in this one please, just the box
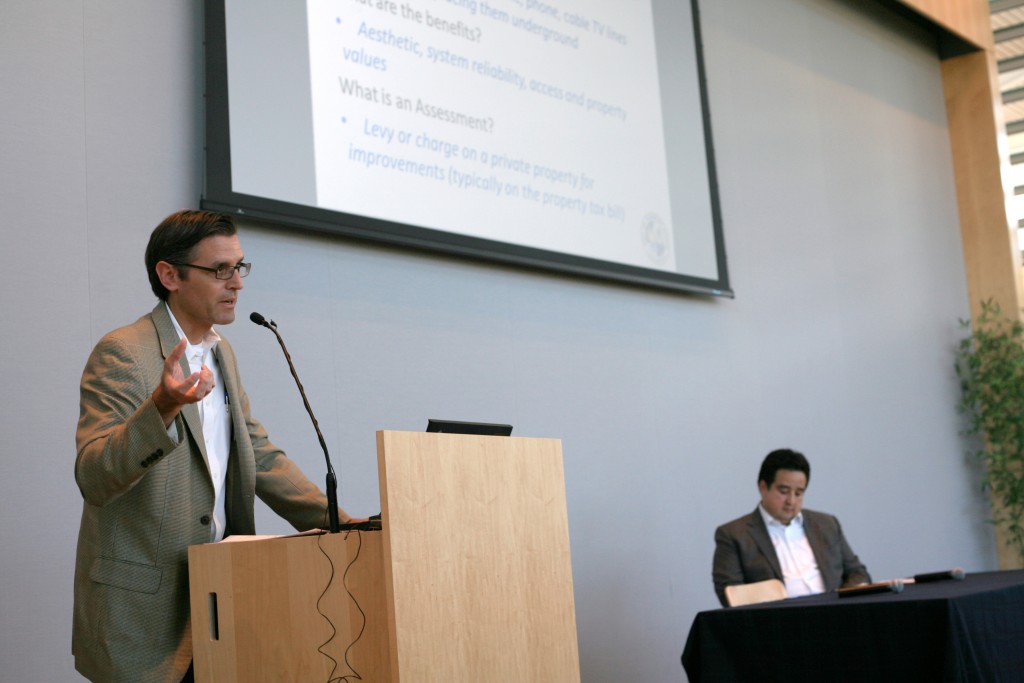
[73,303,345,683]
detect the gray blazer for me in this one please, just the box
[712,507,870,606]
[73,303,346,683]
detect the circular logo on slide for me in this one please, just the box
[640,212,669,265]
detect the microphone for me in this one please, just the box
[909,568,966,584]
[250,311,341,534]
[837,579,904,598]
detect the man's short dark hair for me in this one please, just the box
[758,449,811,488]
[145,210,237,301]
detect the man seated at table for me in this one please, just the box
[712,448,871,606]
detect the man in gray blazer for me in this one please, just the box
[73,210,358,683]
[712,449,870,606]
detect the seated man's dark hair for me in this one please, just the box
[145,209,237,301]
[758,448,811,488]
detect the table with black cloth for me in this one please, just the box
[681,570,1024,683]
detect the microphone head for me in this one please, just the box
[250,311,267,327]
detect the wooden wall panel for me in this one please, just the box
[941,49,1023,320]
[895,0,993,49]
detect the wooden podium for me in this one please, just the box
[188,431,580,682]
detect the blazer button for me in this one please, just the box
[200,515,211,525]
[155,448,164,458]
[140,460,149,468]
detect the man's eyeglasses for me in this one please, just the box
[167,261,251,280]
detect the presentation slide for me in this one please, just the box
[213,0,726,293]
[306,0,674,270]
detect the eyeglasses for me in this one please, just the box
[168,261,251,280]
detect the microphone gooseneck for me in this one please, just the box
[250,311,341,533]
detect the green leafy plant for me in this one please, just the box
[956,300,1024,562]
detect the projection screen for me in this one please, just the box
[202,0,730,296]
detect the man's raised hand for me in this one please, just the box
[151,337,215,426]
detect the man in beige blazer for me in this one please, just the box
[73,210,356,683]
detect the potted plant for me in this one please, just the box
[956,300,1024,565]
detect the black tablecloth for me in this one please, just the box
[681,570,1024,683]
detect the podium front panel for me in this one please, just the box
[188,531,389,682]
[377,430,580,683]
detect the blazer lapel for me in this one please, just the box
[748,509,783,579]
[803,513,837,591]
[152,303,210,471]
[214,343,244,453]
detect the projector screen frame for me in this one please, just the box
[201,0,731,298]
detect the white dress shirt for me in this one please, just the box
[166,304,231,542]
[759,504,826,598]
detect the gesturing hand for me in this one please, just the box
[152,337,215,426]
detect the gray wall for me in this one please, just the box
[0,0,996,681]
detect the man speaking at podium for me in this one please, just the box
[73,210,357,683]
[712,449,871,607]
